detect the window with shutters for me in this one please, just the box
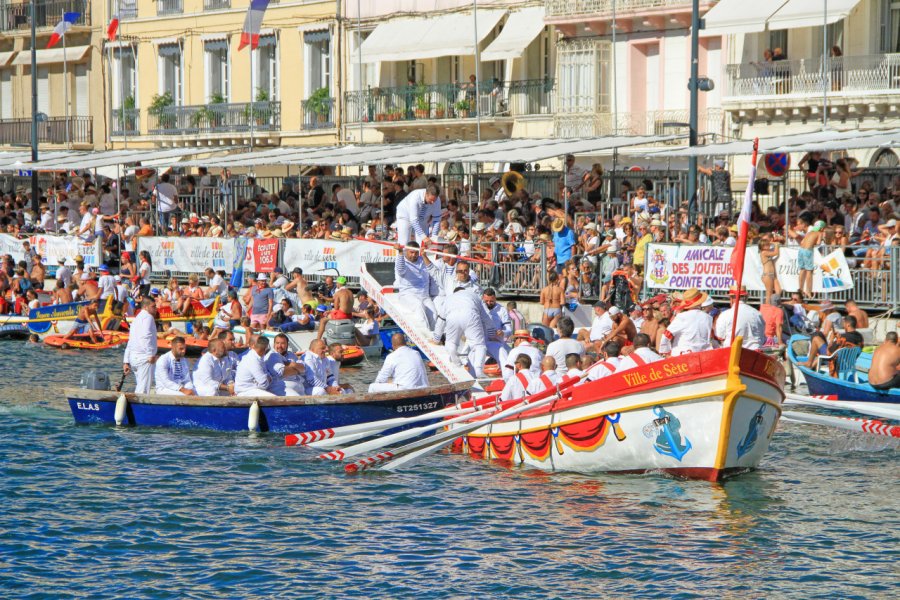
[254,35,278,101]
[37,67,49,115]
[112,46,137,108]
[0,70,11,119]
[556,39,610,114]
[304,30,331,97]
[205,39,229,102]
[74,64,89,116]
[158,43,182,104]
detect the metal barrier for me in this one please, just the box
[465,242,548,298]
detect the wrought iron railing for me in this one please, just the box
[554,109,725,139]
[111,108,140,137]
[110,0,138,20]
[147,102,281,135]
[725,54,900,98]
[545,0,689,18]
[344,78,555,124]
[157,0,182,16]
[300,96,335,130]
[0,0,90,30]
[0,116,92,144]
[203,0,230,10]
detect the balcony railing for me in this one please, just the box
[554,109,724,139]
[111,0,138,20]
[0,0,90,31]
[147,102,281,135]
[111,108,140,137]
[545,0,688,18]
[344,78,555,124]
[725,54,900,99]
[157,0,182,16]
[203,0,230,10]
[301,96,335,130]
[0,116,92,144]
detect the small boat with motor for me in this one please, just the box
[44,330,129,350]
[786,334,899,404]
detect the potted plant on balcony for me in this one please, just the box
[120,95,137,132]
[414,84,430,119]
[149,92,175,131]
[307,87,331,126]
[434,103,447,119]
[454,98,472,118]
[244,87,271,126]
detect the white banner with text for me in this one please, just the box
[0,234,101,267]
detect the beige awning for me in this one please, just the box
[0,51,16,67]
[11,45,91,66]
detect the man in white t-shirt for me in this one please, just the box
[545,317,585,376]
[97,265,116,301]
[153,173,179,225]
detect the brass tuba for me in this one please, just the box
[501,170,526,196]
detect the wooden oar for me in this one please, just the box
[344,361,606,473]
[354,236,497,266]
[285,393,501,446]
[784,392,900,421]
[782,411,900,439]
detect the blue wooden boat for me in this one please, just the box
[786,335,899,404]
[0,323,30,340]
[63,381,471,433]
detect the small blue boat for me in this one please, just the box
[786,335,899,404]
[0,323,30,340]
[64,381,471,433]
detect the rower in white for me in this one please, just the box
[482,288,512,368]
[265,333,307,396]
[658,288,713,356]
[545,317,585,376]
[526,356,562,395]
[369,333,430,393]
[155,337,195,396]
[617,333,662,371]
[394,241,436,330]
[395,184,441,246]
[234,337,275,397]
[303,339,339,396]
[500,355,533,401]
[443,285,492,378]
[714,286,766,350]
[122,298,159,394]
[503,330,543,381]
[193,339,233,396]
[587,341,624,381]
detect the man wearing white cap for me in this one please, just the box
[244,273,274,329]
[395,184,441,246]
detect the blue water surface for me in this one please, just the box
[0,343,898,599]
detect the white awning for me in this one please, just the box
[11,45,91,66]
[701,0,788,36]
[0,51,16,67]
[360,9,506,63]
[635,129,898,157]
[770,128,900,152]
[767,0,862,30]
[19,147,238,171]
[200,33,230,42]
[481,7,546,62]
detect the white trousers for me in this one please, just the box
[399,292,436,331]
[369,382,403,393]
[432,296,447,342]
[237,388,277,397]
[486,341,510,368]
[306,386,327,396]
[396,218,426,247]
[284,380,306,396]
[445,313,487,377]
[130,356,154,395]
[194,383,225,397]
[155,387,189,396]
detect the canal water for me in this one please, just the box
[1,343,897,598]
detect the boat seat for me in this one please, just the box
[816,346,862,383]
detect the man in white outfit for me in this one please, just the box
[234,337,275,396]
[395,184,441,246]
[503,330,543,381]
[500,355,533,401]
[122,298,159,394]
[394,242,436,330]
[155,337,195,395]
[369,333,430,393]
[658,288,713,356]
[428,256,481,344]
[526,356,562,395]
[545,317,584,376]
[714,286,766,350]
[617,334,662,371]
[482,288,512,368]
[265,333,306,396]
[193,339,233,396]
[303,339,338,396]
[444,286,493,378]
[587,341,624,381]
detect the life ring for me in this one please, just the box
[483,363,501,378]
[341,345,365,366]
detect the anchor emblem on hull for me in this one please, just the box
[737,405,766,458]
[643,406,692,461]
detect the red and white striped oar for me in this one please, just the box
[782,411,900,439]
[285,393,501,447]
[354,236,497,266]
[784,392,900,421]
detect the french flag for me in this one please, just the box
[107,15,120,42]
[238,0,271,51]
[46,12,80,49]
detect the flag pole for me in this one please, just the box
[63,29,69,148]
[730,138,759,342]
[249,45,255,153]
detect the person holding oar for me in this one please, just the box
[395,184,441,247]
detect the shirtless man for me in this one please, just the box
[316,276,354,340]
[540,271,564,327]
[284,268,317,310]
[63,298,103,343]
[868,332,900,390]
[845,299,869,329]
[638,305,661,349]
[601,306,637,347]
[797,217,823,297]
[53,279,73,304]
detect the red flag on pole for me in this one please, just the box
[729,138,759,341]
[107,15,120,42]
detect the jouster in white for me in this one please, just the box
[193,351,230,397]
[369,337,430,393]
[503,341,543,381]
[123,301,159,394]
[234,342,274,396]
[618,346,663,371]
[501,369,532,401]
[394,250,436,329]
[155,350,194,395]
[395,187,441,245]
[302,348,330,396]
[715,300,766,350]
[443,288,492,378]
[483,291,512,368]
[526,368,562,395]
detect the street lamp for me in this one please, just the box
[30,0,39,212]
